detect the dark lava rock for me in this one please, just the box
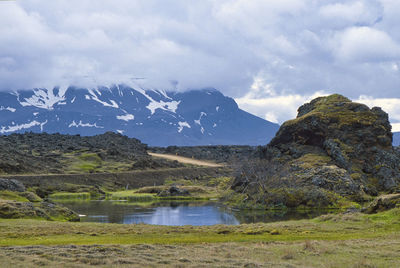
[0,132,149,174]
[232,94,400,208]
[157,186,190,197]
[0,178,26,192]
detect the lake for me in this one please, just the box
[58,200,331,226]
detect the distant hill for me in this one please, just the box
[0,85,279,146]
[0,132,183,175]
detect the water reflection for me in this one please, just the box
[123,205,239,225]
[58,200,330,226]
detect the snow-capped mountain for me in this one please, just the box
[0,85,279,146]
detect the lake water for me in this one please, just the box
[58,200,331,226]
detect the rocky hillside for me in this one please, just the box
[0,132,181,175]
[0,86,279,146]
[231,94,400,209]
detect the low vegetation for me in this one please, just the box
[49,192,91,200]
[0,208,399,267]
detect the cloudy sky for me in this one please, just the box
[1,0,400,129]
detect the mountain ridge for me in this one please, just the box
[0,85,279,146]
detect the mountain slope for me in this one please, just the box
[394,132,400,146]
[0,85,279,146]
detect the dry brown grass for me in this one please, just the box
[1,237,399,267]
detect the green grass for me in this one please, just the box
[0,208,399,246]
[0,191,29,202]
[49,192,91,200]
[105,189,215,202]
[106,191,156,202]
[1,208,399,267]
[60,150,134,174]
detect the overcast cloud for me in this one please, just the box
[1,0,400,129]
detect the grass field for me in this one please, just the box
[0,208,399,267]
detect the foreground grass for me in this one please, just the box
[1,237,399,267]
[0,208,399,267]
[0,208,399,246]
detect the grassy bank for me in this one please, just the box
[0,208,399,246]
[0,208,399,267]
[106,186,219,202]
[49,192,91,200]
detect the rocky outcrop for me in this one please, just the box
[0,178,79,221]
[0,178,26,192]
[232,94,400,208]
[0,200,80,221]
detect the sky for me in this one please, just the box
[1,0,400,130]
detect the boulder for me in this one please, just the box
[0,200,80,221]
[0,178,26,192]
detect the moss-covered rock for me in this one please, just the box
[0,200,79,221]
[363,194,400,214]
[232,94,400,209]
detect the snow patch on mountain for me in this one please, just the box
[0,120,46,134]
[156,89,172,100]
[0,106,16,112]
[68,120,104,129]
[18,88,67,110]
[133,86,180,115]
[194,112,207,125]
[146,100,180,115]
[116,114,135,122]
[177,121,191,133]
[87,89,119,108]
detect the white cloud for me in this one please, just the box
[0,0,399,105]
[236,86,400,133]
[235,77,330,124]
[333,26,400,62]
[319,1,381,27]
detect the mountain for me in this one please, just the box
[0,85,279,146]
[394,132,400,146]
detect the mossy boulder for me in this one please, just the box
[0,179,78,221]
[232,94,400,209]
[0,200,80,221]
